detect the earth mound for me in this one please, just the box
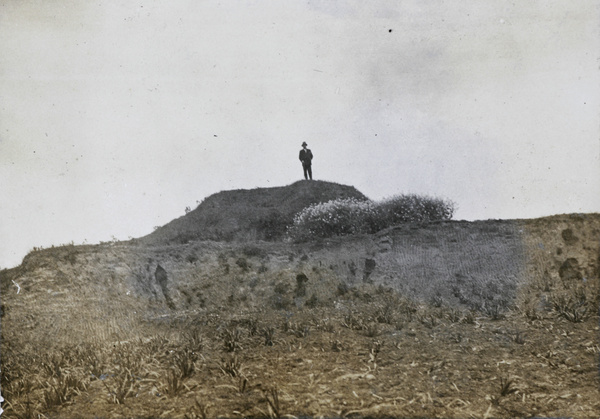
[140,180,368,244]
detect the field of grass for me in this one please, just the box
[4,296,600,418]
[1,212,599,418]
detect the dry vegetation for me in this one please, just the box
[1,185,599,418]
[2,284,599,418]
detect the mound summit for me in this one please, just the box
[141,180,367,244]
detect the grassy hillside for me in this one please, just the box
[141,180,368,244]
[1,209,599,418]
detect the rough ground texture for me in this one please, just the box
[1,182,599,418]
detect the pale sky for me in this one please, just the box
[1,1,599,268]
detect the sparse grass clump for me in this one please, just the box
[102,367,138,404]
[551,292,589,322]
[222,328,244,352]
[288,194,455,240]
[161,369,187,396]
[43,374,86,409]
[261,326,275,346]
[219,355,242,377]
[173,348,197,379]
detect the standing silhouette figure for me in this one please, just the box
[299,142,313,180]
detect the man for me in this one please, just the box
[299,141,313,180]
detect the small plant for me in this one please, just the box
[222,328,243,352]
[295,273,308,297]
[142,334,171,358]
[43,374,86,409]
[342,312,367,331]
[446,308,462,323]
[184,399,211,419]
[331,339,343,352]
[398,298,418,320]
[462,310,476,324]
[183,329,203,352]
[281,319,292,333]
[363,322,380,337]
[551,293,589,323]
[110,343,144,375]
[316,319,335,333]
[263,387,281,418]
[237,375,249,394]
[102,368,138,404]
[483,302,505,320]
[41,353,65,378]
[432,307,447,319]
[241,317,261,336]
[513,330,526,345]
[337,282,350,296]
[4,377,37,399]
[161,369,186,396]
[174,348,197,379]
[394,319,406,331]
[87,352,105,380]
[373,302,396,324]
[520,297,544,321]
[273,282,289,295]
[218,253,230,273]
[271,282,292,310]
[13,396,37,419]
[305,293,319,308]
[489,376,516,405]
[235,257,250,272]
[261,326,275,346]
[220,355,242,378]
[418,313,437,328]
[294,323,311,338]
[368,340,384,369]
[498,376,517,399]
[430,295,444,308]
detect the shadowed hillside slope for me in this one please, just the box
[140,180,368,244]
[3,213,598,345]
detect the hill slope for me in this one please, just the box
[140,180,368,244]
[1,177,599,418]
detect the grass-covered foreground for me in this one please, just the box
[2,286,599,418]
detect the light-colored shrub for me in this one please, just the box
[288,194,455,241]
[287,198,377,241]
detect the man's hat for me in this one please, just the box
[301,142,307,147]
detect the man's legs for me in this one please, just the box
[302,164,313,180]
[303,164,313,180]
